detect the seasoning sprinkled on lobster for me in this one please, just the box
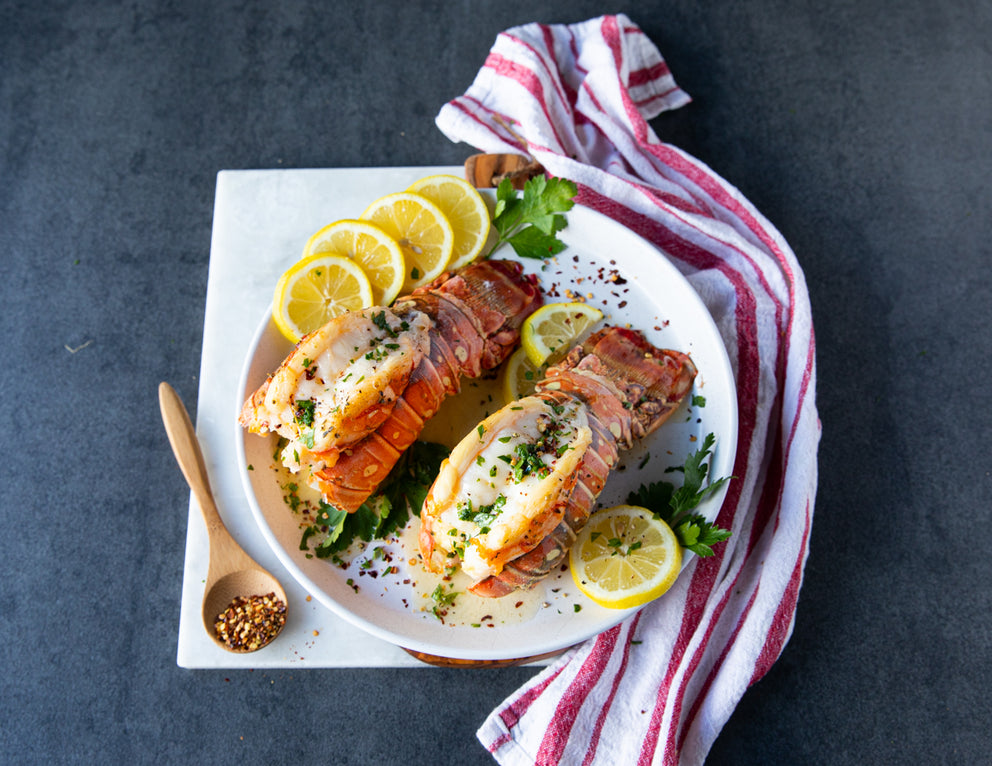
[418,326,697,597]
[239,260,542,513]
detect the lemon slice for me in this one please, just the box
[360,191,454,292]
[302,219,405,306]
[521,302,604,367]
[570,505,682,610]
[500,347,543,404]
[406,174,491,269]
[272,253,374,343]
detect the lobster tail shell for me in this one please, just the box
[539,327,697,447]
[399,260,542,377]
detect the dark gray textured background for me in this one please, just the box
[2,1,989,763]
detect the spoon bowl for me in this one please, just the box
[158,381,288,653]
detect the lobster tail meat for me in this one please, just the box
[239,260,542,513]
[239,307,433,458]
[418,326,697,597]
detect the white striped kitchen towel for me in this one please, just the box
[436,14,819,766]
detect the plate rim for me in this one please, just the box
[234,201,738,660]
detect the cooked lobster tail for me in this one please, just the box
[419,326,697,597]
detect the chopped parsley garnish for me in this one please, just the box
[430,583,459,619]
[294,399,315,427]
[371,310,400,338]
[457,494,507,530]
[511,442,549,481]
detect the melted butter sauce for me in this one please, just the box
[419,374,503,448]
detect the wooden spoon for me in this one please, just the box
[158,381,288,653]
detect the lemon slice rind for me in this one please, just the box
[500,347,543,405]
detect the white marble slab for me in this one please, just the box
[177,166,462,668]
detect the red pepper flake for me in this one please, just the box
[213,592,287,652]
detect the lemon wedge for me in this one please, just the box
[521,302,604,367]
[302,219,405,306]
[570,505,682,610]
[500,347,543,404]
[272,253,374,343]
[406,174,491,269]
[360,191,454,292]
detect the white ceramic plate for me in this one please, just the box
[235,203,738,661]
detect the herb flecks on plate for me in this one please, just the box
[627,433,733,557]
[489,176,578,260]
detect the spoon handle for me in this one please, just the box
[158,381,229,539]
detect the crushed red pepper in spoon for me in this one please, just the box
[214,592,288,652]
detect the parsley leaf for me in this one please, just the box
[627,433,733,557]
[489,176,577,259]
[311,501,348,555]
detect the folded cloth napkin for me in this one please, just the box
[436,14,820,766]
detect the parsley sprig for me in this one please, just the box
[489,176,578,259]
[627,433,733,557]
[301,441,449,557]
